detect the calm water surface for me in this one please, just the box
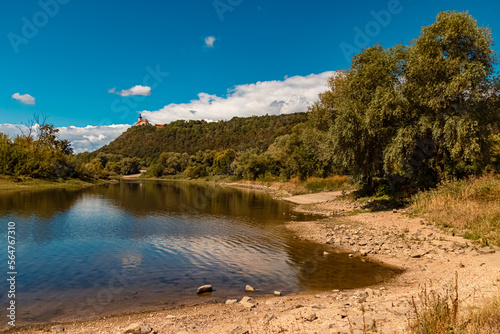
[0,181,400,325]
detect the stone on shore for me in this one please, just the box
[274,291,282,296]
[479,247,496,254]
[196,285,213,294]
[410,249,427,258]
[228,326,250,334]
[50,325,65,332]
[240,296,257,308]
[263,314,277,324]
[296,309,317,322]
[122,322,153,334]
[225,299,238,304]
[245,285,256,292]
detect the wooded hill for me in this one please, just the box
[96,113,308,160]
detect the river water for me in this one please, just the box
[0,181,400,325]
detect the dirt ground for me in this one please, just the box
[5,187,500,334]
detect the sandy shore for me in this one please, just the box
[4,186,500,334]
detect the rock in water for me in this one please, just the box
[245,285,256,292]
[196,285,213,294]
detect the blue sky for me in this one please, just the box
[1,0,499,151]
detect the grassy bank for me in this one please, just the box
[411,174,500,246]
[0,175,104,192]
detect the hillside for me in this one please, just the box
[96,113,309,160]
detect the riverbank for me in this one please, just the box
[0,175,111,192]
[4,182,500,334]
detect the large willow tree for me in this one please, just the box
[312,11,499,192]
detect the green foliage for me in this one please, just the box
[385,11,498,189]
[183,150,216,179]
[232,151,274,180]
[0,123,77,179]
[268,124,336,180]
[184,165,209,179]
[82,159,106,178]
[211,149,236,175]
[147,152,190,177]
[120,157,142,175]
[313,11,499,193]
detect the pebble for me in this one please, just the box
[122,322,153,334]
[229,326,249,334]
[50,325,65,332]
[263,314,277,324]
[239,296,256,308]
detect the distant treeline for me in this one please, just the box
[78,112,338,180]
[0,119,144,180]
[94,113,309,160]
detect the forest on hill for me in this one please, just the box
[1,11,499,196]
[94,113,309,159]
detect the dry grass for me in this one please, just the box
[290,175,351,193]
[411,291,500,333]
[410,273,460,334]
[411,174,500,246]
[410,273,500,334]
[465,294,500,334]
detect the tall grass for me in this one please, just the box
[411,174,500,246]
[410,274,500,333]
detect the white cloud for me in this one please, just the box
[141,71,334,124]
[0,123,131,153]
[0,72,334,153]
[12,93,35,105]
[109,85,151,97]
[57,124,131,152]
[204,36,216,48]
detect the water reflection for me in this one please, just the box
[0,180,401,326]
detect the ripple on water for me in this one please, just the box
[0,181,401,325]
